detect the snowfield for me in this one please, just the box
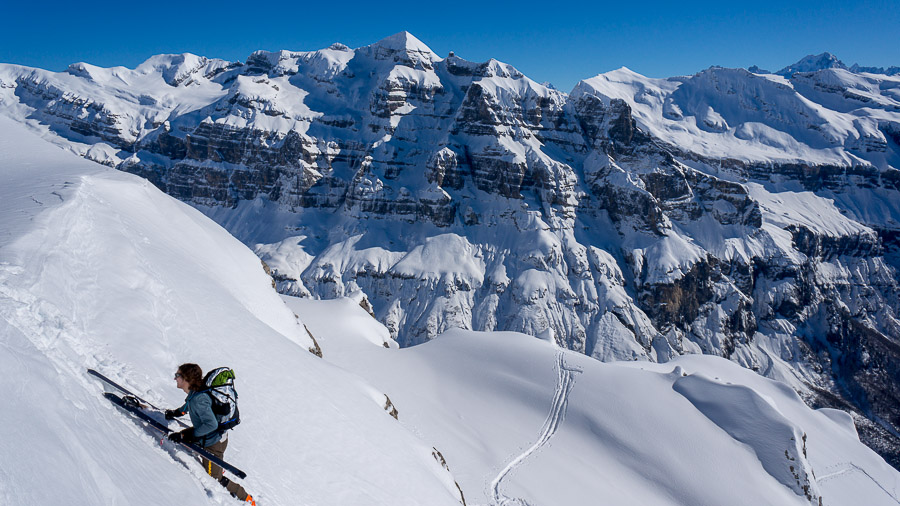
[289,297,900,506]
[1,115,899,505]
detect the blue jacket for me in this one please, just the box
[176,390,222,447]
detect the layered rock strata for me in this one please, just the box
[2,33,900,466]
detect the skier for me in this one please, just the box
[167,363,255,504]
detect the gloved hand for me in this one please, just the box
[167,428,194,444]
[164,409,180,420]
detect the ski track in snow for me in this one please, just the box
[487,351,582,506]
[0,262,103,384]
[817,462,900,504]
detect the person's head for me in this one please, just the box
[175,363,204,392]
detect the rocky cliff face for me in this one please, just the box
[2,34,900,466]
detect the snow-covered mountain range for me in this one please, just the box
[751,51,900,77]
[2,112,899,505]
[1,32,899,469]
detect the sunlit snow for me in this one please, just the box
[1,55,900,505]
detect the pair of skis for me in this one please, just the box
[88,368,247,479]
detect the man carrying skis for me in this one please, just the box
[167,363,254,504]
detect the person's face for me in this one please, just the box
[175,372,188,392]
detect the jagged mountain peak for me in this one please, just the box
[573,67,655,101]
[591,66,646,82]
[361,31,439,70]
[611,65,639,75]
[245,33,436,76]
[691,65,767,85]
[480,58,526,79]
[61,53,235,88]
[64,61,111,79]
[369,31,435,55]
[441,54,527,81]
[850,63,900,76]
[244,43,356,79]
[777,52,848,76]
[134,53,234,86]
[136,52,208,71]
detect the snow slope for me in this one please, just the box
[0,116,462,506]
[288,294,900,506]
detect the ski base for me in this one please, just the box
[102,390,247,479]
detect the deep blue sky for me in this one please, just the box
[3,0,898,91]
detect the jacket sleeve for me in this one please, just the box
[189,393,219,441]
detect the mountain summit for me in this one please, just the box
[777,52,848,75]
[368,31,436,55]
[363,31,439,69]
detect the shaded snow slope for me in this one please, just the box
[289,294,900,506]
[0,117,462,505]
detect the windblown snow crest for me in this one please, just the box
[674,374,822,502]
[2,34,900,466]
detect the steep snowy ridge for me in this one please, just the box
[0,116,463,506]
[2,33,900,469]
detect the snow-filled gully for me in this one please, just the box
[489,351,582,506]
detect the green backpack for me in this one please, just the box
[201,367,240,433]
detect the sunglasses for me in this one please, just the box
[174,373,183,380]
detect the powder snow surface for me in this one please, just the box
[289,293,900,506]
[0,116,461,506]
